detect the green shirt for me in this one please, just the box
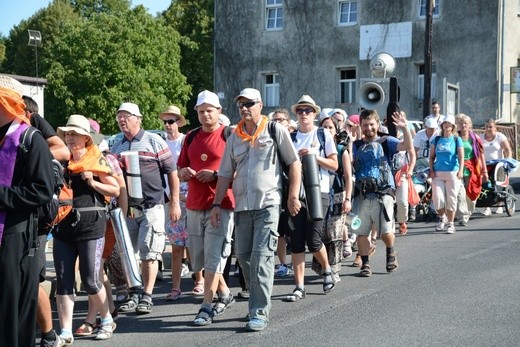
[461,138,474,177]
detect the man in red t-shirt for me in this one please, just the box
[177,90,236,326]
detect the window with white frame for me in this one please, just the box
[266,0,283,30]
[419,0,440,18]
[338,68,356,104]
[418,63,437,100]
[264,74,280,107]
[338,1,358,25]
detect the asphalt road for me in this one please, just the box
[43,178,520,347]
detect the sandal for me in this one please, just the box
[283,287,306,302]
[192,281,204,296]
[212,293,235,316]
[94,322,115,340]
[359,264,372,277]
[166,288,182,301]
[193,307,213,326]
[75,321,95,336]
[386,252,398,272]
[136,297,153,315]
[322,272,336,293]
[352,254,362,267]
[118,295,138,312]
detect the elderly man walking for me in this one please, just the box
[211,88,302,332]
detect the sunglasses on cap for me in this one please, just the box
[163,119,179,125]
[236,100,258,108]
[296,108,314,115]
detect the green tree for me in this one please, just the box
[45,6,190,133]
[164,0,214,117]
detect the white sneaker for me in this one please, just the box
[483,207,492,216]
[494,207,503,214]
[446,223,455,234]
[435,215,447,231]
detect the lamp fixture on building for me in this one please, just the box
[27,30,42,80]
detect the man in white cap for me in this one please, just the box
[111,102,181,315]
[211,88,302,332]
[0,75,54,346]
[177,90,236,326]
[414,117,439,160]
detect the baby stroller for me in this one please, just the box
[412,158,436,221]
[476,159,518,216]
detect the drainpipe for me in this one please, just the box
[498,0,505,121]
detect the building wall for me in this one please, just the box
[215,0,518,126]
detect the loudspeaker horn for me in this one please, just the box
[359,82,385,109]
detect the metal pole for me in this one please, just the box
[422,0,433,119]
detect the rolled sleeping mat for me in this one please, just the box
[301,153,323,221]
[109,207,142,289]
[120,151,143,206]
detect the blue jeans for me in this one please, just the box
[234,205,280,321]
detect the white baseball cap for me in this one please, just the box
[194,90,222,110]
[117,102,142,117]
[425,118,438,129]
[234,88,262,102]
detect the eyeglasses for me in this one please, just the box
[163,119,179,125]
[236,101,258,108]
[116,112,136,120]
[296,108,314,115]
[273,117,287,122]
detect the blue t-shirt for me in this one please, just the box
[432,135,463,172]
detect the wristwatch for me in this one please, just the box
[213,170,219,179]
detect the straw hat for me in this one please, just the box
[160,105,186,127]
[291,95,321,115]
[57,114,94,146]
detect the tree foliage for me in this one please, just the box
[163,0,214,117]
[1,0,191,133]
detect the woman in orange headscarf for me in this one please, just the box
[53,114,119,344]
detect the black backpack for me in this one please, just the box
[19,127,72,235]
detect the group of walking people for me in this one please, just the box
[0,71,514,347]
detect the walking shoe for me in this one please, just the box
[57,335,73,347]
[181,263,190,277]
[446,223,455,234]
[245,318,268,332]
[342,240,352,258]
[435,215,447,231]
[238,289,250,299]
[95,322,115,340]
[275,264,292,277]
[483,207,492,216]
[212,293,235,316]
[458,219,467,227]
[408,207,417,222]
[495,207,503,214]
[40,331,60,347]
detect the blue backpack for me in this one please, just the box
[353,138,394,196]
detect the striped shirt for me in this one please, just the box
[111,129,176,207]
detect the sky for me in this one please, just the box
[0,0,172,36]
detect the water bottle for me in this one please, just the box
[345,212,361,231]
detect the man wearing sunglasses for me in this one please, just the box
[211,88,301,332]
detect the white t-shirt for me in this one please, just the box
[480,132,507,161]
[413,128,439,159]
[165,133,187,198]
[294,127,338,193]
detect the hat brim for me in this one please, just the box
[291,103,321,115]
[57,126,94,147]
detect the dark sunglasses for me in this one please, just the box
[163,119,179,125]
[236,101,258,108]
[296,108,314,115]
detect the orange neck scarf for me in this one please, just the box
[235,115,268,146]
[0,87,30,125]
[68,145,112,175]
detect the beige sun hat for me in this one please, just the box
[291,95,321,115]
[57,114,94,146]
[160,105,186,127]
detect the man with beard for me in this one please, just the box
[351,109,412,277]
